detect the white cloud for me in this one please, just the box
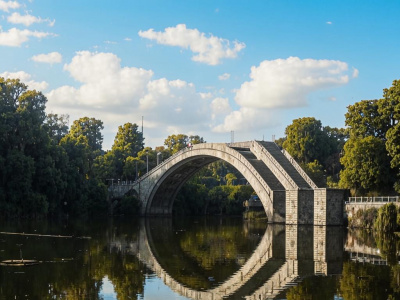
[138,24,245,65]
[212,57,356,133]
[213,107,278,133]
[7,12,54,27]
[218,73,230,80]
[0,70,48,91]
[352,67,359,78]
[235,57,353,109]
[124,37,132,41]
[326,21,332,25]
[0,27,55,46]
[48,51,153,108]
[32,52,62,64]
[0,0,20,12]
[46,52,211,140]
[210,97,231,120]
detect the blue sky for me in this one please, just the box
[1,0,400,149]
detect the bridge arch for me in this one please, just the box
[136,142,285,221]
[136,218,290,299]
[109,140,347,225]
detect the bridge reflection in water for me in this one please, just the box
[110,219,343,300]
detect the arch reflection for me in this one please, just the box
[126,219,344,299]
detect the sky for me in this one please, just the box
[1,0,400,150]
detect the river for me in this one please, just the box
[0,216,398,299]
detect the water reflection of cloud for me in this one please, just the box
[99,276,117,300]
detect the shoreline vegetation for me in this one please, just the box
[1,77,400,220]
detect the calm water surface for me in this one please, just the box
[0,217,399,299]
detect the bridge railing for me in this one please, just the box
[347,196,400,204]
[252,141,298,189]
[119,142,275,204]
[281,149,318,189]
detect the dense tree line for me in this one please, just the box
[0,77,252,219]
[339,79,400,195]
[3,76,399,219]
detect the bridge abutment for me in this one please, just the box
[286,189,314,225]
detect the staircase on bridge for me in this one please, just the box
[256,141,313,189]
[234,149,285,190]
[229,140,316,191]
[108,140,345,225]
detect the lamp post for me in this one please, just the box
[157,152,162,165]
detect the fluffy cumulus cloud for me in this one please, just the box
[0,27,55,46]
[213,56,357,133]
[235,57,356,109]
[0,0,20,12]
[47,51,153,108]
[7,12,55,27]
[138,24,245,65]
[0,70,48,91]
[210,97,231,120]
[46,51,213,147]
[213,107,279,133]
[32,51,62,64]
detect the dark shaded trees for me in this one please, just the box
[340,79,400,194]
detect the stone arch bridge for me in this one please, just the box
[109,141,345,225]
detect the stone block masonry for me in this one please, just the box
[286,189,314,224]
[314,189,346,226]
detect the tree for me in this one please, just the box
[339,136,393,194]
[282,117,335,165]
[164,134,205,154]
[341,79,400,194]
[44,113,69,144]
[112,123,144,159]
[68,117,104,153]
[0,78,64,218]
[345,100,386,139]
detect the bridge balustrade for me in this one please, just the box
[347,196,400,204]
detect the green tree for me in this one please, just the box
[44,113,69,144]
[302,160,325,187]
[282,117,336,166]
[225,173,237,186]
[164,134,205,154]
[68,117,104,153]
[112,122,144,159]
[345,99,386,139]
[374,203,398,233]
[339,136,393,194]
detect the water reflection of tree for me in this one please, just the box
[339,261,395,300]
[286,276,337,300]
[0,219,146,300]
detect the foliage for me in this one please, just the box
[374,203,398,233]
[113,195,141,216]
[286,276,337,300]
[341,79,400,194]
[164,134,205,154]
[301,160,326,187]
[348,208,378,229]
[340,261,393,300]
[281,117,346,185]
[339,136,393,194]
[243,210,267,220]
[0,77,109,219]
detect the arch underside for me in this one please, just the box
[145,149,277,219]
[147,155,219,215]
